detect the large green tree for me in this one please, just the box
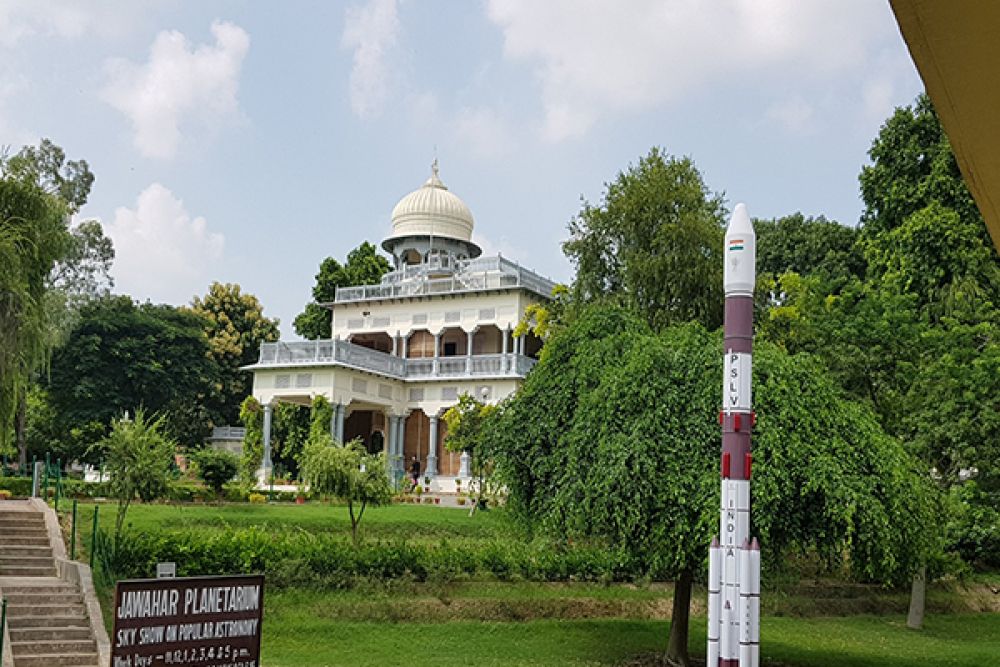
[0,139,111,465]
[47,296,216,455]
[860,93,1000,317]
[0,175,70,454]
[188,282,279,426]
[294,242,391,339]
[487,305,936,666]
[754,213,864,288]
[563,147,726,331]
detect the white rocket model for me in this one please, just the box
[707,204,761,667]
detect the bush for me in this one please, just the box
[248,493,266,504]
[88,526,643,587]
[190,448,239,499]
[0,489,12,500]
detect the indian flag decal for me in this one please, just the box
[729,239,745,251]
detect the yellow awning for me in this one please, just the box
[891,0,1000,251]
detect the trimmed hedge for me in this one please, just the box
[92,526,644,587]
[0,477,302,503]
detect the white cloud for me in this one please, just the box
[455,106,517,159]
[0,0,100,48]
[102,21,250,159]
[105,184,224,304]
[486,0,893,141]
[342,0,400,118]
[766,96,815,134]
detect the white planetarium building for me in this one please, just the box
[244,162,553,484]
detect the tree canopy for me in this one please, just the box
[47,296,216,454]
[188,282,279,426]
[563,147,726,331]
[294,242,391,339]
[486,304,936,665]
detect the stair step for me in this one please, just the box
[2,585,79,595]
[0,527,49,537]
[0,535,50,546]
[0,555,55,567]
[7,614,91,628]
[4,592,84,605]
[0,544,53,555]
[0,565,58,576]
[8,652,98,667]
[12,639,98,655]
[7,603,87,617]
[9,627,94,642]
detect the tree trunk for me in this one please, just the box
[15,390,27,468]
[907,565,926,630]
[666,569,693,667]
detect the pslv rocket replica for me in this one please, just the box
[707,203,761,667]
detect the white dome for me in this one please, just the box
[387,162,474,243]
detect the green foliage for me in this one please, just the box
[90,525,638,586]
[47,296,216,453]
[300,437,392,544]
[754,213,864,288]
[188,282,279,425]
[92,410,176,537]
[563,147,726,331]
[240,396,264,477]
[191,448,240,499]
[309,396,333,444]
[488,304,936,586]
[947,482,1000,569]
[273,403,310,477]
[294,242,391,339]
[0,176,70,447]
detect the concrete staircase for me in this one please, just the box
[0,503,102,667]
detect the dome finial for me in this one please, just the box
[431,158,439,180]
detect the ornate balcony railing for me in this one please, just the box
[252,340,537,381]
[333,255,557,303]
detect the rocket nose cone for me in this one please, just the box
[727,203,753,233]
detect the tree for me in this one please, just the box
[47,296,216,455]
[294,242,391,339]
[563,147,726,331]
[0,139,108,466]
[486,305,936,666]
[188,282,279,426]
[191,448,239,501]
[239,397,264,478]
[754,213,864,288]
[0,177,69,454]
[859,93,1000,316]
[93,410,175,538]
[443,394,496,510]
[299,436,392,544]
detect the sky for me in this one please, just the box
[0,0,924,338]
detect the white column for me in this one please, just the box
[518,334,526,356]
[259,403,274,483]
[458,451,471,478]
[466,330,475,374]
[502,325,510,371]
[402,335,409,358]
[433,332,441,374]
[391,334,398,356]
[427,415,439,477]
[334,404,346,443]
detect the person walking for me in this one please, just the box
[409,456,421,489]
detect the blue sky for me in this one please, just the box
[0,1,923,337]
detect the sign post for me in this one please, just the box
[111,574,264,667]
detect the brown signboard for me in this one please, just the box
[111,574,264,667]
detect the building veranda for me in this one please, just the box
[244,162,551,489]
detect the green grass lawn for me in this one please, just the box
[261,590,1000,667]
[68,502,999,666]
[72,500,510,545]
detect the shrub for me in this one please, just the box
[88,526,643,587]
[190,448,239,500]
[0,489,12,500]
[248,493,266,504]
